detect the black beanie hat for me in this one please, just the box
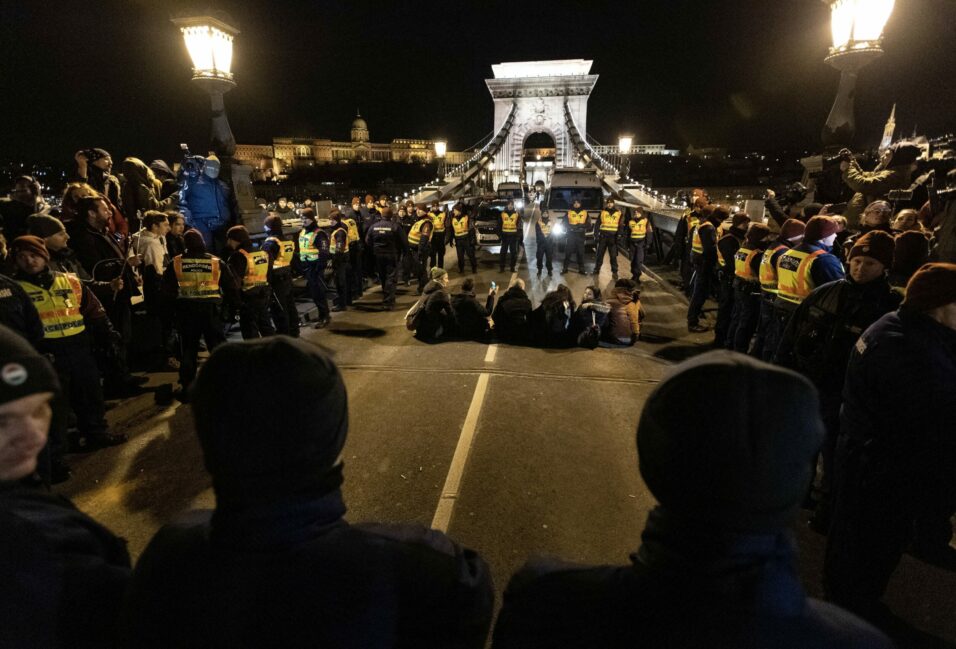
[191,336,348,510]
[637,350,823,533]
[182,228,206,255]
[0,325,60,407]
[26,214,67,239]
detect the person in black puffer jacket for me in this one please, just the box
[492,279,532,345]
[530,284,576,348]
[415,267,455,341]
[451,277,496,341]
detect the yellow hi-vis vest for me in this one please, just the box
[408,219,429,245]
[628,218,648,240]
[452,215,470,238]
[692,222,713,255]
[19,273,85,339]
[266,237,295,269]
[329,227,350,255]
[239,249,269,290]
[759,245,788,293]
[539,220,553,237]
[173,255,221,299]
[501,212,519,233]
[343,218,360,243]
[600,210,622,232]
[567,210,588,227]
[298,229,319,262]
[430,211,447,232]
[733,246,761,281]
[776,248,825,305]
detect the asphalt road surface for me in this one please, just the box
[59,216,956,645]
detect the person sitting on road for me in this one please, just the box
[415,267,456,342]
[492,278,532,345]
[451,277,497,341]
[0,325,131,649]
[492,350,893,649]
[120,336,494,648]
[570,286,611,349]
[530,284,576,348]
[605,278,644,346]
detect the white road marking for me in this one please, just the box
[431,372,490,532]
[484,344,498,363]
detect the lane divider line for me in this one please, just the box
[484,344,498,363]
[431,372,490,532]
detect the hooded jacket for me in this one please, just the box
[492,286,532,344]
[451,290,495,340]
[415,279,454,340]
[606,288,643,343]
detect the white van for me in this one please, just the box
[542,169,604,249]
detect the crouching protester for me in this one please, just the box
[120,336,494,647]
[0,325,131,649]
[450,277,497,341]
[493,351,892,649]
[570,285,611,349]
[605,278,644,345]
[411,267,456,342]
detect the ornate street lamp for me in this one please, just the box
[821,0,895,147]
[618,135,633,155]
[434,140,447,181]
[172,12,240,171]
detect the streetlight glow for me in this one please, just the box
[618,135,634,155]
[434,140,447,158]
[173,14,239,85]
[829,0,894,51]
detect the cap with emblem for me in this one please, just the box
[0,324,60,407]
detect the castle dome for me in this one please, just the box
[351,115,368,130]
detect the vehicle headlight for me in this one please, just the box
[552,222,566,236]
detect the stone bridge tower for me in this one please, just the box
[486,60,599,180]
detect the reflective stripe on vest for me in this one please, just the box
[298,229,319,262]
[343,218,360,243]
[501,212,519,233]
[408,219,429,245]
[329,228,350,255]
[691,224,704,254]
[240,249,269,290]
[600,210,622,232]
[266,237,295,269]
[776,249,825,304]
[452,216,469,238]
[173,255,221,299]
[759,245,787,293]
[430,212,447,232]
[19,273,85,338]
[734,246,761,281]
[628,218,648,240]
[567,210,588,226]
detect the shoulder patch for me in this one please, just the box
[854,336,868,355]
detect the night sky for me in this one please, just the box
[2,0,954,164]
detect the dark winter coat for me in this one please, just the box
[0,273,43,345]
[492,286,532,344]
[529,291,576,347]
[775,277,901,400]
[120,490,494,649]
[493,507,892,649]
[415,280,454,340]
[451,290,494,340]
[570,300,611,348]
[66,219,140,304]
[0,482,131,649]
[840,309,956,491]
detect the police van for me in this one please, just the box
[496,182,525,209]
[542,169,604,250]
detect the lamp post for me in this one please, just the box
[172,12,239,179]
[821,0,895,147]
[434,140,447,182]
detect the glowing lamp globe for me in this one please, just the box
[618,135,634,155]
[434,140,447,158]
[824,0,894,71]
[172,12,239,93]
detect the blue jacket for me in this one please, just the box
[180,174,231,223]
[494,508,892,649]
[801,241,846,288]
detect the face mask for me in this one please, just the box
[203,160,221,179]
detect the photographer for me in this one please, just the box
[841,142,920,228]
[764,184,821,227]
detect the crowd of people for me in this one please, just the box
[670,141,956,634]
[0,137,953,647]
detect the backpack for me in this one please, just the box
[405,298,425,331]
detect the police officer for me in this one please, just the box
[11,236,126,456]
[499,201,521,273]
[593,198,622,276]
[364,207,408,310]
[297,208,331,328]
[162,229,231,398]
[535,211,555,277]
[728,222,771,353]
[344,197,364,299]
[329,211,352,312]
[770,216,845,358]
[225,225,275,340]
[751,219,805,361]
[687,204,722,332]
[428,201,448,268]
[397,206,413,285]
[715,213,751,347]
[261,214,299,338]
[625,206,653,281]
[450,204,478,274]
[408,207,434,294]
[562,199,588,274]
